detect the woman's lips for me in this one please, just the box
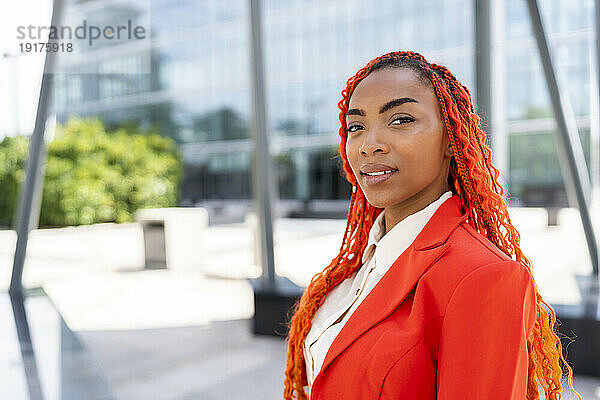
[360,168,398,185]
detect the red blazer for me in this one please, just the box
[308,194,537,400]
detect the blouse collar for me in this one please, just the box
[361,190,453,275]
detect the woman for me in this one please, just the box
[283,51,582,400]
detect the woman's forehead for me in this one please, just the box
[349,68,433,108]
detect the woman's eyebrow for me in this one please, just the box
[346,97,419,117]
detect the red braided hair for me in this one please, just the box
[283,50,582,400]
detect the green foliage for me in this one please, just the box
[0,135,30,228]
[0,116,183,228]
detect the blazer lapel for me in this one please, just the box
[311,194,468,393]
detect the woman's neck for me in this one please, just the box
[383,187,449,235]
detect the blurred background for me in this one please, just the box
[1,0,599,399]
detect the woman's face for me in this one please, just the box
[345,67,453,209]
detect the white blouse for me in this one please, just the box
[303,190,453,396]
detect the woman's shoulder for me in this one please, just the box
[451,221,513,263]
[423,220,532,303]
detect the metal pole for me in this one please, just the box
[475,0,492,133]
[249,0,277,291]
[525,0,599,275]
[593,0,600,243]
[475,0,509,197]
[9,0,65,295]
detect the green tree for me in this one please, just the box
[0,116,183,228]
[0,135,29,228]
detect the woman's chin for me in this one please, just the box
[361,192,396,209]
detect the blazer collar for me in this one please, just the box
[310,193,468,396]
[413,193,468,250]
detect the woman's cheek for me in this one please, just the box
[347,154,360,179]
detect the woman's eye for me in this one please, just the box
[346,124,363,133]
[346,117,412,132]
[391,116,414,125]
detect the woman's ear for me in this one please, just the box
[444,143,453,158]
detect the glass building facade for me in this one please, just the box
[52,0,597,211]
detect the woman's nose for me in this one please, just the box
[359,128,388,155]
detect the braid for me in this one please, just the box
[283,50,581,400]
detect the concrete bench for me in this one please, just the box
[135,207,209,270]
